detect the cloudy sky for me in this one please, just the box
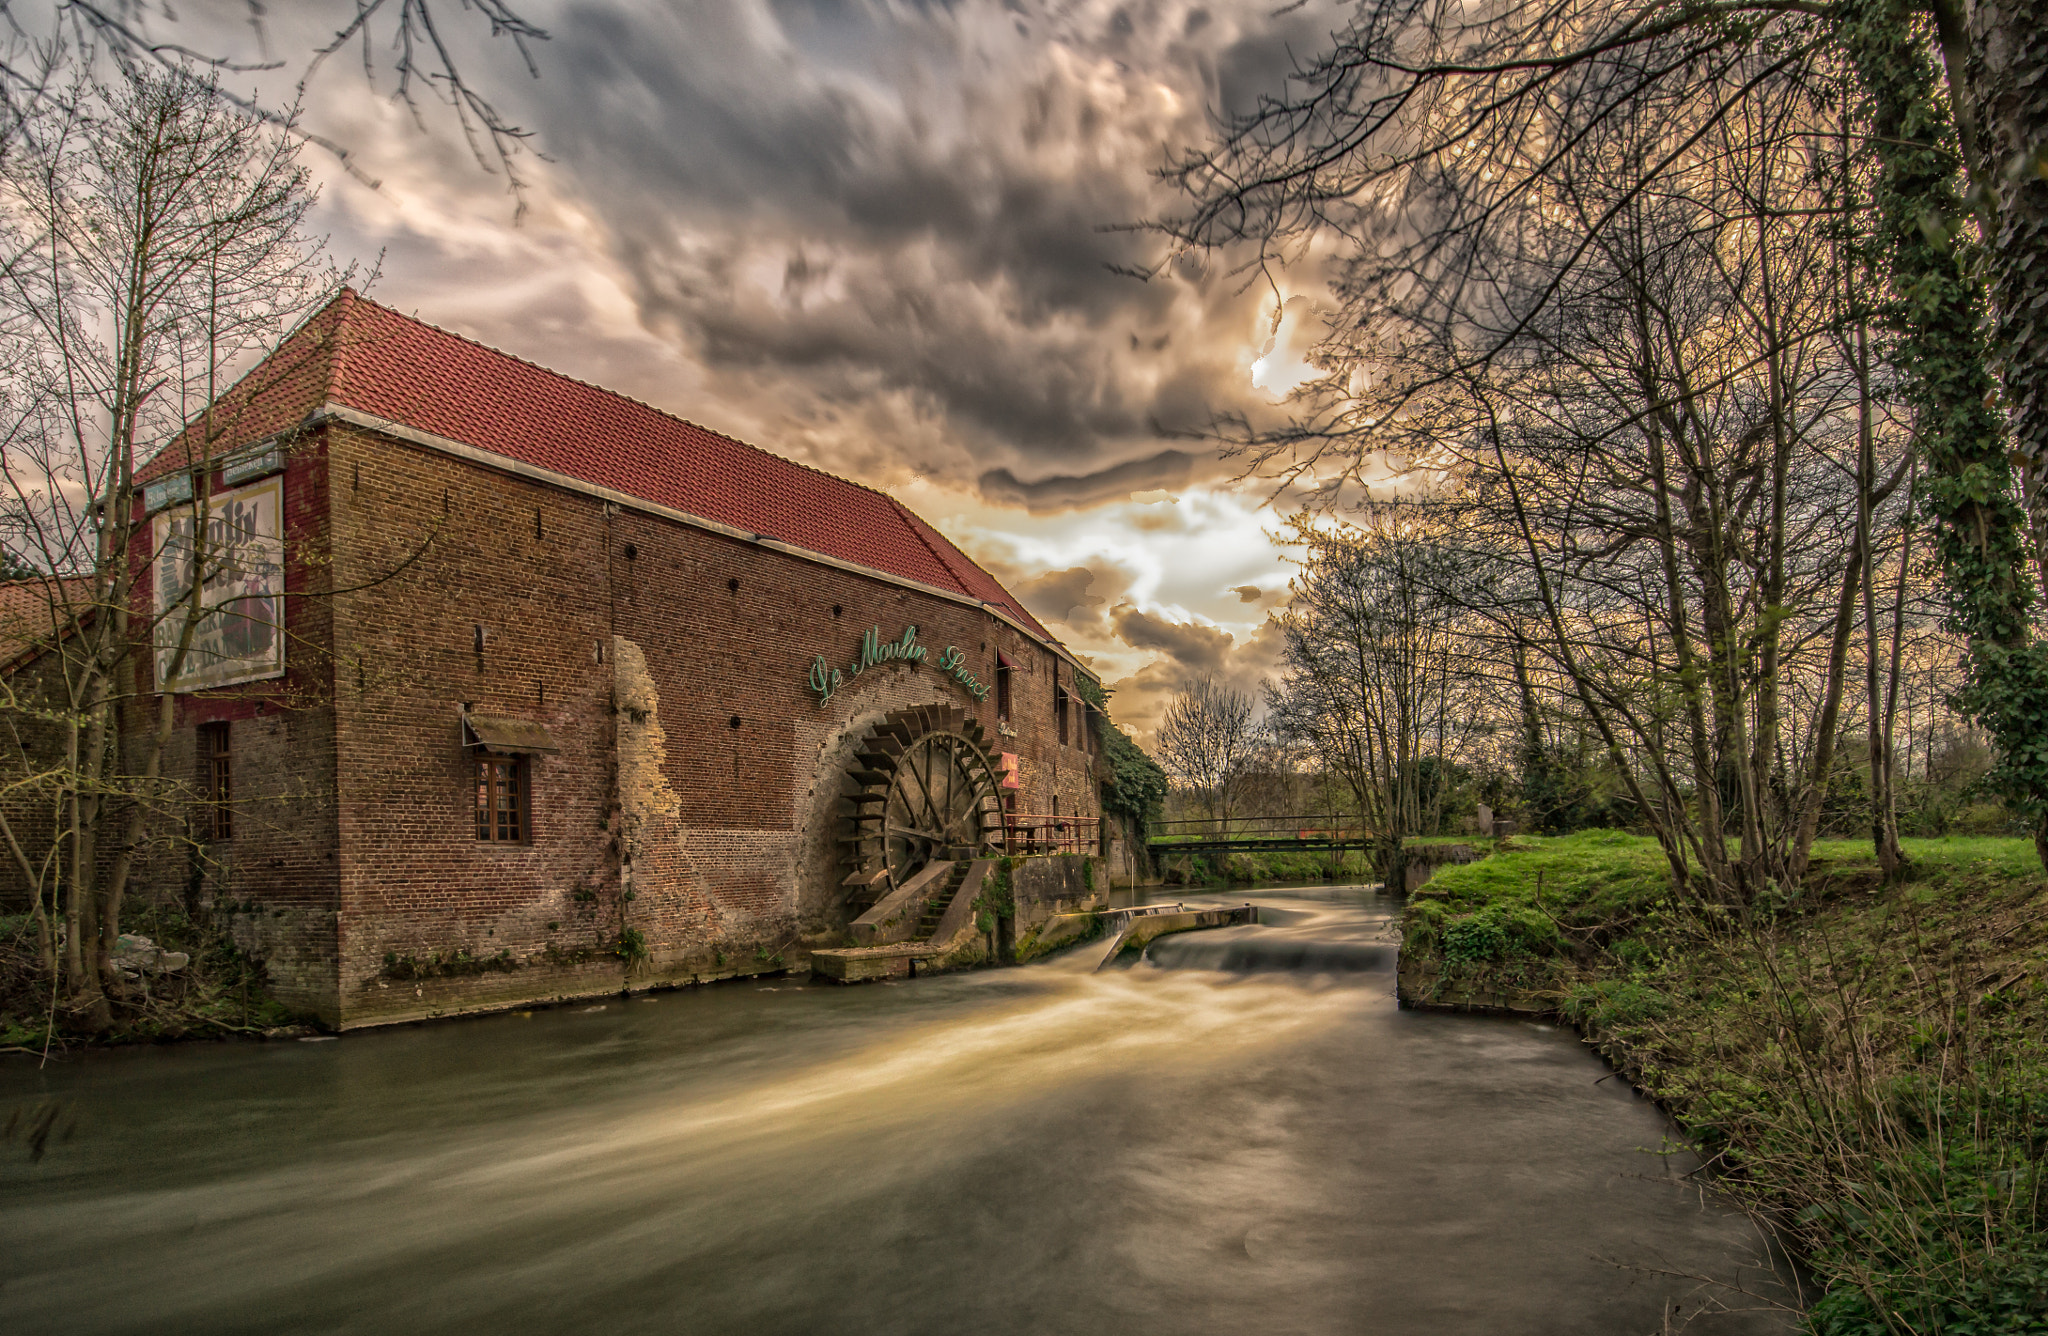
[161,0,1354,738]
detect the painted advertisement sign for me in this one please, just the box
[151,475,285,692]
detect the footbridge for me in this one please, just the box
[1146,815,1374,859]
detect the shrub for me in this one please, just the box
[1443,912,1512,963]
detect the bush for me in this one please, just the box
[1438,903,1562,964]
[1442,912,1511,963]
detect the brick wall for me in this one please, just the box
[318,423,1101,1026]
[11,396,1109,1030]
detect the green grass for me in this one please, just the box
[1158,848,1377,885]
[1403,829,1672,964]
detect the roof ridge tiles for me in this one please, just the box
[333,290,911,515]
[135,289,1066,658]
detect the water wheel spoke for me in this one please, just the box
[914,742,946,837]
[938,743,958,841]
[849,721,1004,892]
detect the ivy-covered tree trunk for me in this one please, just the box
[1968,3,2048,591]
[1839,0,2048,871]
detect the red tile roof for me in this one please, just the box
[0,576,95,669]
[146,291,1054,643]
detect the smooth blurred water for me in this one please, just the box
[0,883,1798,1335]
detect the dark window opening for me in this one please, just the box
[475,754,529,844]
[1056,687,1069,745]
[995,659,1012,721]
[201,722,231,841]
[727,577,740,592]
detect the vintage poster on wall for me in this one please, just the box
[151,475,285,692]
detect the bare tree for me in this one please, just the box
[0,63,345,1030]
[1268,511,1486,888]
[0,2,550,209]
[1156,0,2048,871]
[1154,675,1265,828]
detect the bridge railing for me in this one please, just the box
[1147,815,1371,845]
[1001,813,1101,857]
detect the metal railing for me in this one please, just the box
[1147,814,1370,844]
[1001,813,1101,856]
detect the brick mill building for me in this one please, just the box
[54,291,1111,1027]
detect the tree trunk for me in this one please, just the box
[1964,2,2048,592]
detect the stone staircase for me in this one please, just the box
[916,861,972,940]
[812,858,992,983]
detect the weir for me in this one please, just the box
[1078,902,1259,972]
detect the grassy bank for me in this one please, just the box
[1401,831,2048,1332]
[1156,847,1377,885]
[0,905,303,1053]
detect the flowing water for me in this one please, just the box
[1,884,1798,1335]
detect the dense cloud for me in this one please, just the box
[520,0,1331,495]
[1111,605,1234,674]
[1012,564,1125,630]
[152,0,1332,738]
[978,449,1208,511]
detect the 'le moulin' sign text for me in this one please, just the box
[808,625,991,707]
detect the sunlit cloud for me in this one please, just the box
[158,0,1338,737]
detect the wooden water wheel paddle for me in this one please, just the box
[839,705,1002,902]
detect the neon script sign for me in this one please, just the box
[808,625,992,707]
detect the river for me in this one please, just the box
[1,882,1797,1334]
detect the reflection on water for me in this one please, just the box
[0,883,1797,1335]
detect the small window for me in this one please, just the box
[1056,687,1069,745]
[995,658,1012,721]
[475,754,529,843]
[200,722,231,841]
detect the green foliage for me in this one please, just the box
[381,948,520,981]
[0,905,303,1043]
[1440,904,1558,964]
[1441,912,1510,963]
[1839,0,2048,854]
[1100,724,1168,834]
[1807,1256,2048,1336]
[1518,741,1633,835]
[1558,978,1672,1029]
[1076,675,1169,836]
[1417,830,1673,938]
[1163,848,1376,885]
[614,928,649,967]
[974,864,1016,936]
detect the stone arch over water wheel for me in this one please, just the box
[840,705,1003,903]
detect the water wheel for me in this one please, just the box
[840,705,1002,901]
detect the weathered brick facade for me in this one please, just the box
[76,296,1106,1028]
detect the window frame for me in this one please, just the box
[199,721,232,841]
[474,751,531,845]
